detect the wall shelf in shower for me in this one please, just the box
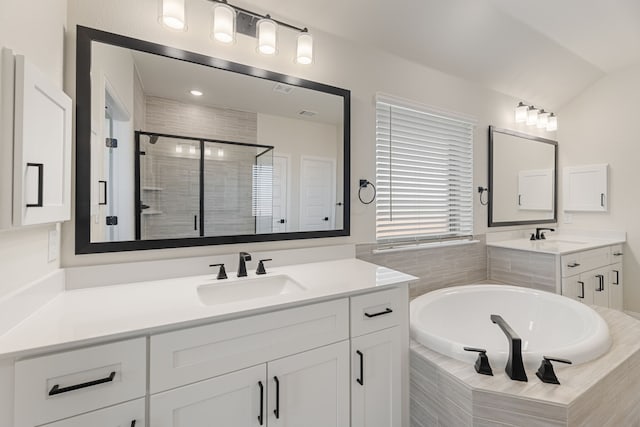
[142,187,164,191]
[142,210,163,215]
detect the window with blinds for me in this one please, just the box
[375,96,474,243]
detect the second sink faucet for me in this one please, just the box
[533,227,555,240]
[238,252,252,277]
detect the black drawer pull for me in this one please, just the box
[567,262,580,268]
[364,308,393,318]
[273,376,280,419]
[356,350,364,386]
[26,163,44,207]
[258,381,264,425]
[613,252,623,257]
[49,371,116,396]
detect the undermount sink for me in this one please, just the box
[197,275,307,305]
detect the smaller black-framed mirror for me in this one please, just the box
[75,26,351,254]
[488,126,558,227]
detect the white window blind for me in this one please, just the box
[375,96,474,243]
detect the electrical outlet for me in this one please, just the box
[48,229,59,262]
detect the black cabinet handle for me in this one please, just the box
[596,274,604,292]
[601,193,605,207]
[49,371,116,396]
[567,262,580,268]
[518,194,522,206]
[273,376,280,419]
[98,180,107,205]
[613,252,623,257]
[577,281,585,299]
[258,381,264,425]
[364,308,393,318]
[194,215,198,231]
[25,163,44,207]
[131,421,136,427]
[356,350,364,386]
[613,270,620,285]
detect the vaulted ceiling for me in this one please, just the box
[239,0,640,109]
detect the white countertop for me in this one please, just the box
[486,236,625,255]
[0,259,416,359]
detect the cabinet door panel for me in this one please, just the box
[150,364,266,427]
[267,340,349,427]
[609,263,623,310]
[585,267,609,307]
[351,327,402,427]
[562,275,593,304]
[13,54,72,225]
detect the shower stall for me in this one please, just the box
[135,131,274,240]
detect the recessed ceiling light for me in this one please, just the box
[190,89,203,96]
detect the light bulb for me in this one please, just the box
[159,0,186,31]
[537,110,549,129]
[212,3,235,44]
[547,113,558,131]
[190,89,203,96]
[257,17,278,55]
[175,145,183,153]
[526,106,539,126]
[514,102,528,123]
[296,31,313,64]
[217,149,225,157]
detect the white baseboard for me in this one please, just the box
[0,270,64,335]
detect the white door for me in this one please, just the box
[585,267,609,307]
[267,340,349,427]
[150,364,266,427]
[272,155,289,233]
[561,275,593,305]
[351,327,402,427]
[609,263,623,310]
[299,157,336,231]
[41,399,145,427]
[13,54,72,226]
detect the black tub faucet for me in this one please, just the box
[490,314,528,382]
[238,252,252,277]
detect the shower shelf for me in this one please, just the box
[142,187,164,191]
[142,210,163,215]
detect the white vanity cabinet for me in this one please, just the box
[40,399,145,427]
[561,245,624,309]
[0,49,72,229]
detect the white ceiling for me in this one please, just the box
[236,0,640,110]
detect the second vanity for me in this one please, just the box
[487,232,626,310]
[0,257,416,427]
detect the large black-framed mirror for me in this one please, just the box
[75,26,350,254]
[488,126,557,227]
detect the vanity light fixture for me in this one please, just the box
[257,16,278,55]
[514,102,528,123]
[159,0,187,31]
[547,113,558,131]
[513,102,558,132]
[190,89,203,96]
[537,110,549,129]
[211,2,235,43]
[526,105,539,126]
[296,29,314,64]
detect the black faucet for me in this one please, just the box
[490,314,528,382]
[237,252,252,277]
[532,227,555,240]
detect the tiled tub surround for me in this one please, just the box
[410,306,640,427]
[356,235,487,299]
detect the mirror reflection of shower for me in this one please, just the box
[135,131,274,240]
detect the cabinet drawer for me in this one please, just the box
[561,247,610,277]
[610,244,624,261]
[150,298,348,393]
[42,398,145,427]
[351,288,404,337]
[14,338,146,427]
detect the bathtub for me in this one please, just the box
[410,284,611,369]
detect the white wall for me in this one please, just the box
[62,0,545,267]
[558,62,640,311]
[0,0,67,299]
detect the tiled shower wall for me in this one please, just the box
[356,235,488,299]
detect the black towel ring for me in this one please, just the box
[358,179,376,204]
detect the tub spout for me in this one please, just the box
[490,314,528,382]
